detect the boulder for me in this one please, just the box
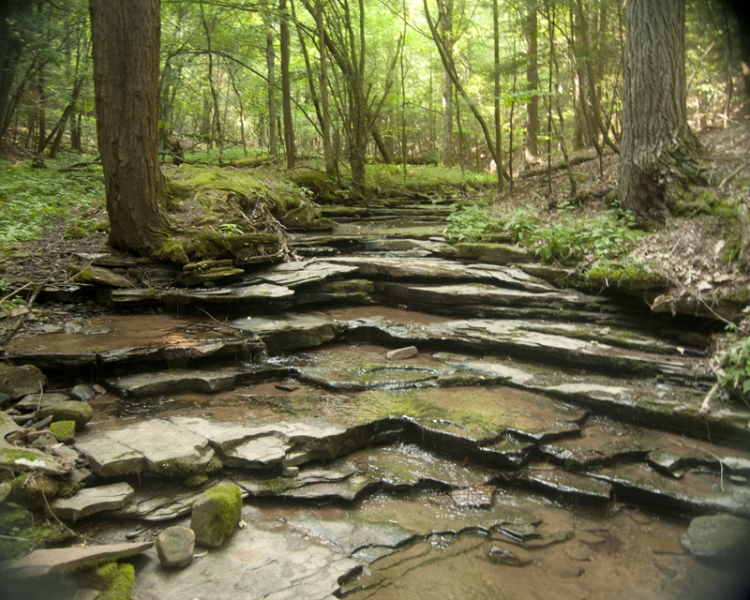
[190,484,242,548]
[37,400,93,430]
[156,526,195,568]
[681,514,750,560]
[0,364,46,400]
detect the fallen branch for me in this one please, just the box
[699,381,720,417]
[519,152,600,180]
[58,156,101,172]
[0,285,42,346]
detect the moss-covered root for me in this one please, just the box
[95,561,136,600]
[190,483,242,548]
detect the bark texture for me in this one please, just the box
[619,0,694,222]
[89,0,169,253]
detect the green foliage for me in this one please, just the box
[367,164,497,195]
[0,159,105,249]
[0,502,67,561]
[445,202,642,264]
[715,329,750,405]
[444,204,500,242]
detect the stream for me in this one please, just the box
[1,195,750,599]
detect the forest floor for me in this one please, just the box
[0,122,749,334]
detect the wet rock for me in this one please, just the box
[451,485,496,509]
[0,541,152,579]
[75,419,216,478]
[0,364,47,400]
[249,260,359,288]
[652,538,685,555]
[0,412,67,475]
[386,346,418,361]
[225,435,288,468]
[50,482,135,521]
[105,369,241,397]
[37,400,93,429]
[133,521,360,599]
[681,514,750,560]
[522,465,613,502]
[16,392,70,412]
[156,526,195,569]
[488,545,533,566]
[191,483,242,548]
[69,384,96,402]
[592,463,750,517]
[112,480,232,522]
[0,392,10,406]
[231,314,346,352]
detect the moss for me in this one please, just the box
[63,225,87,240]
[96,561,136,600]
[203,483,242,544]
[0,447,48,470]
[57,478,86,499]
[10,472,60,509]
[49,420,76,444]
[583,261,667,292]
[153,239,190,265]
[73,269,97,284]
[183,473,209,488]
[156,455,222,479]
[0,503,67,561]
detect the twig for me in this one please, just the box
[0,284,43,346]
[719,162,748,191]
[0,534,34,541]
[700,381,720,417]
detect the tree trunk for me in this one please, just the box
[437,0,453,166]
[263,0,278,156]
[89,0,168,254]
[0,1,30,142]
[619,0,695,222]
[524,0,539,166]
[493,0,502,189]
[316,0,336,178]
[280,0,295,168]
[200,2,223,164]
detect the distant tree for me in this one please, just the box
[618,0,700,222]
[89,0,169,253]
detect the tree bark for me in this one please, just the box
[89,0,169,254]
[316,0,337,178]
[437,0,453,166]
[524,0,539,166]
[280,0,295,168]
[619,0,695,222]
[263,0,278,155]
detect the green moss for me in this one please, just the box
[72,269,96,283]
[183,473,209,488]
[0,503,67,561]
[96,561,136,600]
[583,260,667,292]
[0,447,47,470]
[10,472,60,509]
[49,420,76,444]
[203,484,242,543]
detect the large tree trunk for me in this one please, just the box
[437,0,453,166]
[263,0,278,156]
[89,0,169,254]
[619,0,695,222]
[524,0,539,167]
[280,0,295,168]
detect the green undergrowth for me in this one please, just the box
[367,163,497,195]
[0,157,105,250]
[714,319,750,407]
[0,502,68,561]
[445,201,644,265]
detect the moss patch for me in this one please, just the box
[95,561,136,600]
[10,472,60,509]
[0,502,67,561]
[49,420,76,444]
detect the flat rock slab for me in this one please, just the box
[591,463,750,517]
[231,314,347,352]
[75,419,215,477]
[16,391,70,411]
[0,542,152,579]
[352,386,586,446]
[105,369,242,397]
[133,522,360,600]
[248,260,359,288]
[101,283,294,307]
[50,482,135,521]
[522,465,613,501]
[4,314,264,370]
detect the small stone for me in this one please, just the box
[276,382,300,392]
[37,400,93,429]
[281,466,299,478]
[16,392,70,412]
[386,346,418,361]
[92,384,107,395]
[190,484,242,548]
[681,514,750,560]
[156,526,195,569]
[70,384,96,402]
[488,546,532,566]
[652,539,685,555]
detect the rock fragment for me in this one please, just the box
[50,482,135,521]
[0,364,46,400]
[681,514,750,560]
[386,346,418,361]
[156,526,195,568]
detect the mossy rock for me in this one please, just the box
[95,561,136,600]
[37,400,93,430]
[0,364,47,400]
[288,169,338,202]
[10,473,60,509]
[49,420,76,444]
[0,502,67,561]
[190,483,242,548]
[279,201,336,231]
[582,261,669,294]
